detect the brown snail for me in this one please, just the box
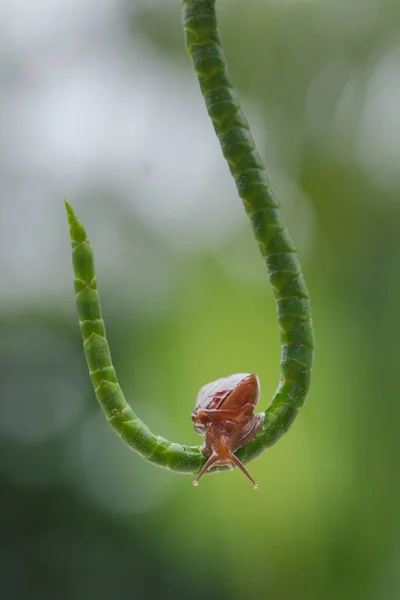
[191,373,265,488]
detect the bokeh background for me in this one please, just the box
[1,0,400,598]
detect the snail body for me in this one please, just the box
[192,374,264,488]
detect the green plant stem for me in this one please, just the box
[182,0,314,461]
[64,0,314,476]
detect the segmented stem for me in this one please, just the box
[65,0,314,476]
[65,200,203,473]
[182,0,314,462]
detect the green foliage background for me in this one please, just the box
[1,1,400,598]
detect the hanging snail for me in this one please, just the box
[65,0,314,488]
[192,373,264,488]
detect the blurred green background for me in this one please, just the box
[1,0,400,598]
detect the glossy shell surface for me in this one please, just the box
[192,373,260,434]
[194,373,260,411]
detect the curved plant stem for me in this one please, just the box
[64,0,314,477]
[182,0,314,463]
[65,200,204,474]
